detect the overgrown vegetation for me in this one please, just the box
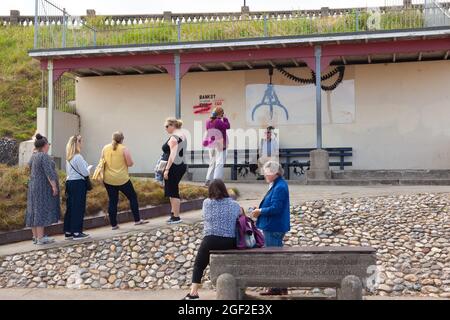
[0,164,211,231]
[35,9,426,49]
[0,27,39,141]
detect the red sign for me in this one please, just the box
[193,94,224,114]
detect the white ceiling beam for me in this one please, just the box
[368,55,371,64]
[228,46,235,51]
[198,64,209,71]
[244,61,254,69]
[221,62,233,70]
[70,71,83,77]
[291,59,299,67]
[268,60,276,68]
[131,67,145,74]
[111,68,125,75]
[444,51,449,60]
[281,43,287,47]
[341,56,347,65]
[152,65,165,73]
[393,53,396,63]
[90,69,104,76]
[418,52,423,61]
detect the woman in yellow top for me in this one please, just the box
[102,132,148,230]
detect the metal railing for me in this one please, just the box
[41,71,76,114]
[29,0,450,50]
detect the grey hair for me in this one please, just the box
[263,161,284,177]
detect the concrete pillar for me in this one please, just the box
[307,149,331,180]
[86,9,96,17]
[241,6,250,14]
[10,10,20,25]
[163,11,172,22]
[216,273,238,300]
[403,0,412,8]
[338,275,363,300]
[320,7,330,17]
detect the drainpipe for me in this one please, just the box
[174,54,181,118]
[47,60,54,155]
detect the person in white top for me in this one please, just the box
[64,135,92,241]
[257,126,280,180]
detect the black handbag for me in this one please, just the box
[69,159,93,191]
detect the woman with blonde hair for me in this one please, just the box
[64,135,91,240]
[102,131,148,229]
[162,118,187,224]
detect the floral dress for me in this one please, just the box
[25,152,61,227]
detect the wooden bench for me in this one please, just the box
[186,147,352,180]
[210,246,376,300]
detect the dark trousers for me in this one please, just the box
[64,179,87,234]
[192,235,236,284]
[104,180,140,227]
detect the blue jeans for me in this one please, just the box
[263,231,285,247]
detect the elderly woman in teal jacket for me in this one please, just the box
[251,160,291,295]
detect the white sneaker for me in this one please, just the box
[36,236,55,245]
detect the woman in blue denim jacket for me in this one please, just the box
[251,160,291,295]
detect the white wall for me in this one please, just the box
[75,60,450,172]
[37,108,80,169]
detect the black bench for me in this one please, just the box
[186,147,352,180]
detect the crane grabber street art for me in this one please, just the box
[251,67,289,121]
[251,65,346,121]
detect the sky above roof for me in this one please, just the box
[1,0,414,16]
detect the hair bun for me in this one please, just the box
[35,133,43,140]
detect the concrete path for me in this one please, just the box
[1,183,449,257]
[0,288,446,300]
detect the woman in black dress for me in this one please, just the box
[162,118,187,224]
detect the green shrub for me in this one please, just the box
[0,164,210,231]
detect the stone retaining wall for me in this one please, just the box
[0,193,448,298]
[0,138,19,166]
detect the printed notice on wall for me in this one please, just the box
[246,80,355,126]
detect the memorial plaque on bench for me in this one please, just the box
[210,246,376,300]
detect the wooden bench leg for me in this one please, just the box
[216,273,238,300]
[338,275,363,300]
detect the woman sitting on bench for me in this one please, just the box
[183,179,241,300]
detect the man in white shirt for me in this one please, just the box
[257,126,279,180]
